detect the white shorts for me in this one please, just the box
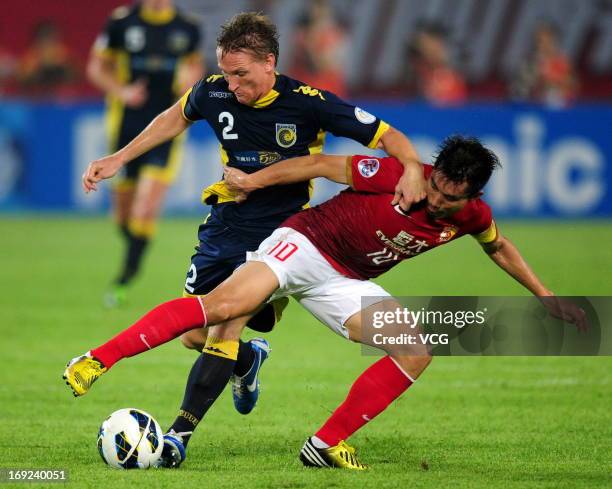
[246,227,391,339]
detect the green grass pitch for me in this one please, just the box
[1,216,611,488]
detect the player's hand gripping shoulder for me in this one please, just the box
[377,126,427,211]
[82,154,124,193]
[391,163,427,210]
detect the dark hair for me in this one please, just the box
[433,135,500,196]
[217,12,279,64]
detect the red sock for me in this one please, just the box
[315,356,414,446]
[91,297,206,369]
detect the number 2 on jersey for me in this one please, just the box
[185,263,197,293]
[219,112,238,140]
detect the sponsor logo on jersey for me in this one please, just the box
[208,91,233,99]
[376,230,430,256]
[437,226,458,243]
[231,151,281,168]
[293,85,325,100]
[276,123,297,148]
[125,26,146,52]
[355,107,376,124]
[168,30,189,52]
[357,158,380,178]
[234,153,259,164]
[259,151,282,165]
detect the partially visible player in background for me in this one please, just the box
[87,0,203,307]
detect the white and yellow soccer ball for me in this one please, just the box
[97,408,163,469]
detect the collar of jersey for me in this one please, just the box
[251,75,282,109]
[140,6,176,24]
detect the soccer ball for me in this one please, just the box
[97,408,163,469]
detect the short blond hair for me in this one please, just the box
[217,12,279,64]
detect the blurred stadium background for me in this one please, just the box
[0,0,610,214]
[1,1,611,487]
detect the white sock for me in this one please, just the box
[311,435,330,449]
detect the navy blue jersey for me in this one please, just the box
[179,73,390,235]
[94,3,201,120]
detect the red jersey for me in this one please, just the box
[283,155,496,280]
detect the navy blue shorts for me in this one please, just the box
[184,213,283,332]
[184,214,268,295]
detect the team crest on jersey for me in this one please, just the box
[168,30,189,52]
[437,226,458,243]
[259,152,282,165]
[125,26,146,52]
[357,158,380,178]
[275,124,297,148]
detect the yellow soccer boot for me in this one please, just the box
[62,351,107,397]
[300,437,368,470]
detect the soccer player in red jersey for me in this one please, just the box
[64,136,586,469]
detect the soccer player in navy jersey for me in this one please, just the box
[70,12,425,467]
[65,135,585,469]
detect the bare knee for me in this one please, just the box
[203,296,246,325]
[113,190,133,225]
[419,354,433,371]
[130,205,158,226]
[391,354,432,380]
[132,181,167,222]
[180,330,206,351]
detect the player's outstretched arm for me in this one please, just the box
[480,231,587,331]
[224,153,349,201]
[377,126,426,211]
[82,101,190,193]
[481,232,551,296]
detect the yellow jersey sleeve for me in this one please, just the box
[179,87,196,122]
[367,120,391,149]
[473,220,498,244]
